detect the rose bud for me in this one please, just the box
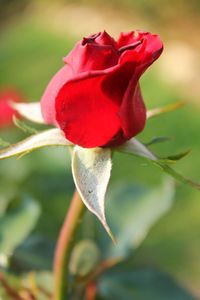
[41,31,163,148]
[0,88,23,128]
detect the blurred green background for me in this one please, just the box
[0,0,200,298]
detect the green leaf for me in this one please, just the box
[147,101,185,119]
[98,265,196,300]
[104,178,175,259]
[0,128,72,160]
[30,271,53,297]
[72,146,115,242]
[13,235,54,270]
[69,239,100,277]
[0,183,18,217]
[117,138,200,191]
[13,116,38,134]
[0,196,40,255]
[12,102,45,124]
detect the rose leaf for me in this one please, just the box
[69,239,100,277]
[0,196,41,255]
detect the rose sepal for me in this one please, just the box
[72,145,115,243]
[0,128,72,160]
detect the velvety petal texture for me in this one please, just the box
[40,30,163,148]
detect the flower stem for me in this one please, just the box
[54,189,85,300]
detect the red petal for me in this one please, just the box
[64,43,118,73]
[143,33,163,60]
[117,31,140,48]
[64,33,118,74]
[119,81,146,139]
[119,33,163,66]
[55,71,122,148]
[44,32,163,147]
[118,34,163,138]
[95,31,117,48]
[40,65,73,125]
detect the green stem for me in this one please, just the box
[53,189,85,300]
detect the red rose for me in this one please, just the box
[0,88,22,128]
[41,31,163,148]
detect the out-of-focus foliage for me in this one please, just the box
[98,266,195,300]
[69,239,100,277]
[0,0,28,25]
[0,0,200,298]
[99,179,175,260]
[0,196,40,256]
